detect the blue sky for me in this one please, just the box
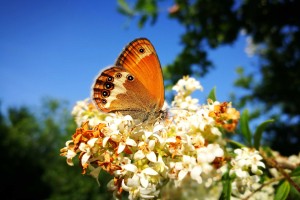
[0,0,256,112]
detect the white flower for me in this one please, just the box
[231,175,259,196]
[123,164,138,173]
[197,144,224,163]
[79,138,98,165]
[71,99,89,116]
[146,151,157,163]
[89,117,102,127]
[71,99,89,126]
[133,141,157,163]
[65,149,77,166]
[121,169,160,200]
[232,147,265,176]
[170,155,204,186]
[172,76,203,94]
[230,147,266,198]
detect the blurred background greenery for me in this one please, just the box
[1,0,300,199]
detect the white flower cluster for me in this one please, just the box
[287,152,300,164]
[72,98,107,127]
[230,147,269,199]
[172,76,203,95]
[172,76,203,111]
[61,77,241,200]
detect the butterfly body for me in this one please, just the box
[92,38,164,122]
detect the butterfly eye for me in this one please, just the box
[104,82,114,90]
[107,76,114,82]
[115,73,122,79]
[139,48,145,53]
[127,74,134,81]
[101,90,110,97]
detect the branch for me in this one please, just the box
[242,177,282,200]
[260,149,300,193]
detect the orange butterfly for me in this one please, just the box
[92,38,165,122]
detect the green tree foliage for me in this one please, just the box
[0,106,50,199]
[0,99,113,200]
[118,0,300,155]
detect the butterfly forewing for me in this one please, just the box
[115,38,164,109]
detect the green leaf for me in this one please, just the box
[290,166,300,177]
[240,109,252,146]
[253,119,274,149]
[275,180,290,200]
[227,139,246,149]
[138,15,148,28]
[207,87,217,101]
[117,0,134,16]
[288,176,300,200]
[220,171,232,200]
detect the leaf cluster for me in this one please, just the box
[0,99,114,200]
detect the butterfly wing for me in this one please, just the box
[115,38,165,110]
[93,66,160,119]
[92,38,164,120]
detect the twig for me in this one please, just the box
[242,177,282,200]
[260,149,300,193]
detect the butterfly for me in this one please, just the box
[92,38,165,122]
